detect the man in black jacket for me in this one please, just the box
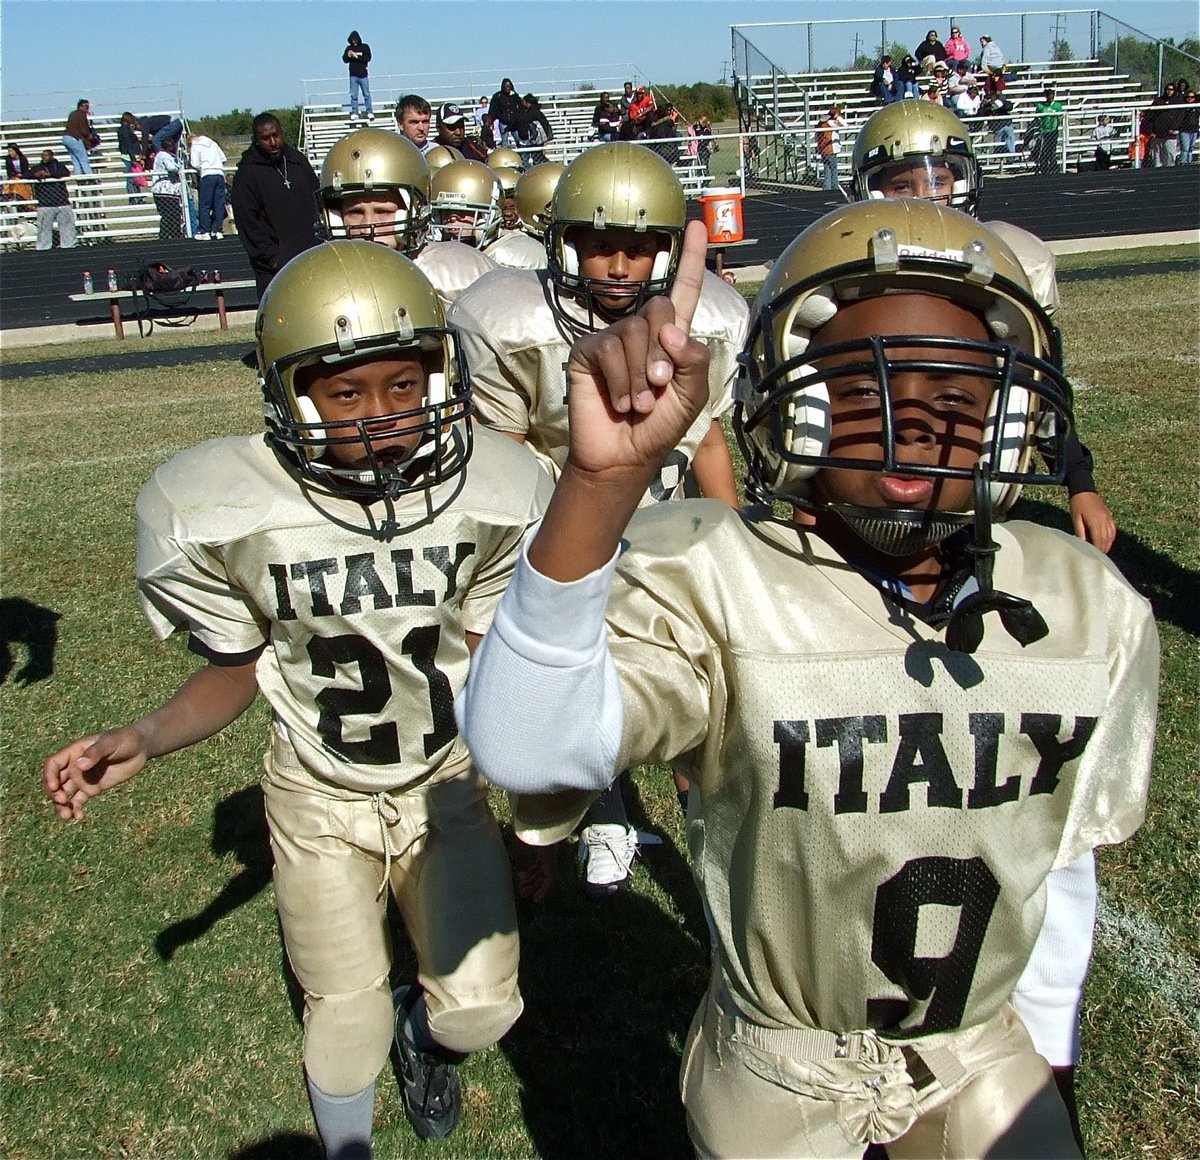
[231,113,320,299]
[488,79,522,148]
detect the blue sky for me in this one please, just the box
[2,1,1196,121]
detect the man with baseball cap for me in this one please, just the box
[436,102,488,161]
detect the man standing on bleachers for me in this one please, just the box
[32,150,76,250]
[231,113,320,299]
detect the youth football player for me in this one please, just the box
[44,242,551,1156]
[459,203,1158,1157]
[449,141,748,899]
[850,99,1117,552]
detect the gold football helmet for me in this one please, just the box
[736,200,1073,650]
[256,240,471,500]
[514,161,564,237]
[850,101,981,215]
[547,142,686,326]
[490,164,521,197]
[486,146,524,173]
[319,128,431,256]
[429,159,503,247]
[425,144,463,175]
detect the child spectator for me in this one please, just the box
[44,240,550,1156]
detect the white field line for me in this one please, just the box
[1,448,185,474]
[1095,887,1200,1041]
[2,391,252,418]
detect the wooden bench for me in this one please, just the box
[68,278,257,339]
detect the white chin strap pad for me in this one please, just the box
[561,238,579,277]
[295,393,327,453]
[650,247,671,282]
[778,367,831,484]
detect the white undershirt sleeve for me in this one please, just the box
[456,526,625,795]
[1011,850,1098,1066]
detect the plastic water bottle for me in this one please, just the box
[106,268,118,293]
[82,270,94,294]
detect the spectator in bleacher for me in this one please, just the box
[647,103,682,166]
[4,144,34,202]
[626,86,656,138]
[62,99,95,176]
[474,96,490,129]
[515,94,553,165]
[152,118,185,153]
[914,29,947,73]
[619,81,635,118]
[953,82,982,118]
[980,92,1018,154]
[947,60,978,103]
[924,76,946,106]
[231,113,321,298]
[870,55,899,105]
[1180,90,1198,165]
[189,132,228,240]
[979,35,1007,95]
[343,31,373,124]
[117,113,146,201]
[489,78,522,148]
[592,92,621,142]
[31,149,75,249]
[150,137,189,240]
[946,25,970,64]
[815,103,845,191]
[1033,85,1064,174]
[1092,114,1116,169]
[897,55,921,99]
[930,61,952,103]
[692,116,717,170]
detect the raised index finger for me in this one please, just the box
[668,219,708,337]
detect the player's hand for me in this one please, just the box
[564,219,710,481]
[1069,491,1116,554]
[43,728,150,820]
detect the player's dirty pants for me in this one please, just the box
[263,731,522,1097]
[681,973,1080,1159]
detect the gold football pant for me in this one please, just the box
[263,731,522,1096]
[681,973,1080,1159]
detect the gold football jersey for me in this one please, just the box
[482,229,547,270]
[601,503,1157,1039]
[449,267,749,502]
[415,239,497,311]
[136,428,552,793]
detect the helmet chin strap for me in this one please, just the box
[945,466,1049,653]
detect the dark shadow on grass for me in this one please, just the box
[0,596,61,686]
[496,809,707,1159]
[228,1130,322,1159]
[1012,498,1200,637]
[155,783,273,960]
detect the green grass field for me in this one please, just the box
[2,250,1197,1158]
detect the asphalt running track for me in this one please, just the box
[2,254,1194,382]
[1,164,1194,334]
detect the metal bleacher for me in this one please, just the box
[0,107,197,250]
[300,85,716,198]
[741,57,1158,186]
